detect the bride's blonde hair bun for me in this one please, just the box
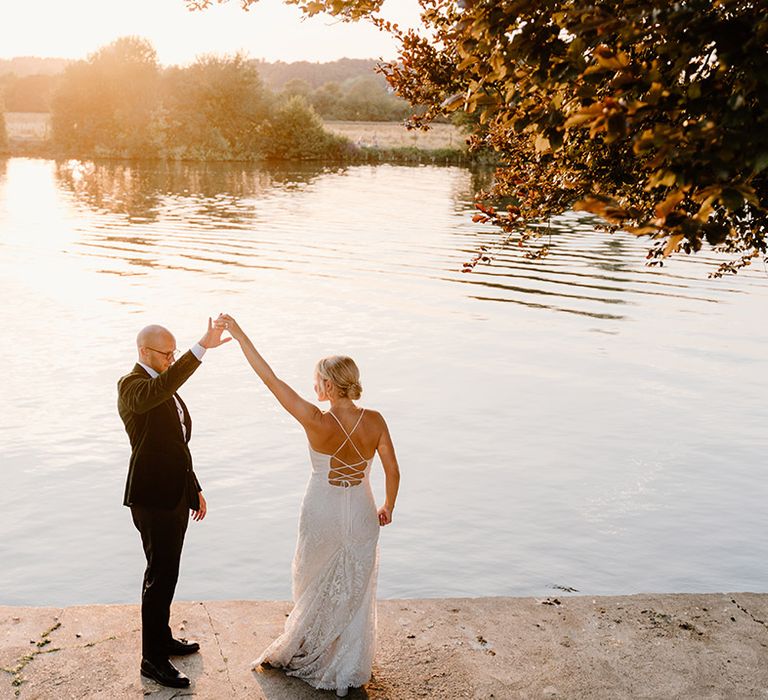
[315,355,362,400]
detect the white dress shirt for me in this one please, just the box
[137,343,206,441]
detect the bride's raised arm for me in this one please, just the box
[217,314,322,428]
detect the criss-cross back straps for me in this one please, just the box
[327,409,368,488]
[328,409,367,465]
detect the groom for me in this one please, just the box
[118,319,229,688]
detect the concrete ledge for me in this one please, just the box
[1,594,767,698]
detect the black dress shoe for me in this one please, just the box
[167,637,200,655]
[140,657,190,688]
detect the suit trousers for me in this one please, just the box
[130,495,189,662]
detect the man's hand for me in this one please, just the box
[199,316,232,349]
[191,492,207,522]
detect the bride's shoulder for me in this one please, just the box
[362,408,386,427]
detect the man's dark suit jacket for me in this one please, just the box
[118,350,203,511]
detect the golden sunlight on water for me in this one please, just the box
[1,157,767,606]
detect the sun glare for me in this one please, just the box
[0,0,421,65]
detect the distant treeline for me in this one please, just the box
[43,38,355,160]
[0,57,70,113]
[0,56,70,78]
[256,57,384,90]
[0,53,410,122]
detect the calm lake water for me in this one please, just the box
[1,156,766,606]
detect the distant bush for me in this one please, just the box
[162,54,272,160]
[260,95,351,160]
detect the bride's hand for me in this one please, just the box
[377,505,392,526]
[217,313,245,341]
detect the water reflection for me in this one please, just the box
[55,159,337,223]
[459,164,495,209]
[450,209,768,315]
[47,157,768,318]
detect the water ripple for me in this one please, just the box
[2,157,767,605]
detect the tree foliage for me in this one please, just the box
[259,95,350,160]
[312,75,410,121]
[162,54,270,159]
[52,37,162,157]
[187,0,382,21]
[275,75,410,121]
[381,0,768,276]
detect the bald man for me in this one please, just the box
[118,319,229,689]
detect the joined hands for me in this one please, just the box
[213,313,245,342]
[199,316,232,349]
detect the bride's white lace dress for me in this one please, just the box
[254,410,379,692]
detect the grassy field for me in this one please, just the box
[323,120,467,151]
[5,112,50,141]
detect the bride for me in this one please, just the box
[216,314,401,697]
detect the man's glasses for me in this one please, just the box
[145,347,180,361]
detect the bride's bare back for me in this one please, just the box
[307,409,380,488]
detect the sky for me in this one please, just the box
[0,0,422,66]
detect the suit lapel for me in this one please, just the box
[175,393,192,443]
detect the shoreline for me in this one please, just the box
[2,593,766,698]
[0,143,479,166]
[3,114,478,166]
